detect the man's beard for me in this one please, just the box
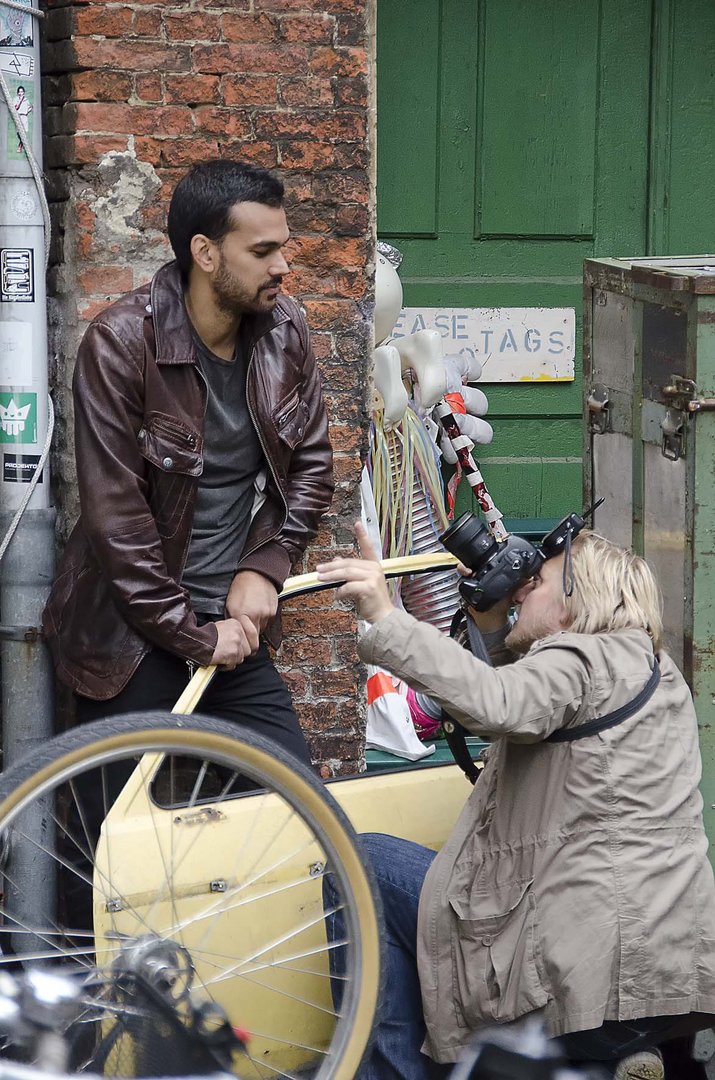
[213,256,281,316]
[505,618,544,655]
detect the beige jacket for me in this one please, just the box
[359,609,715,1063]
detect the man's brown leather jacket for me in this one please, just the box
[43,261,334,700]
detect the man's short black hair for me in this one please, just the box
[168,159,284,282]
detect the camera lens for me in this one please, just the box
[439,512,498,571]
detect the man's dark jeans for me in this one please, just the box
[75,641,310,764]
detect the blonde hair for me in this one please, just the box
[563,531,663,650]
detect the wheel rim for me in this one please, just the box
[0,720,381,1079]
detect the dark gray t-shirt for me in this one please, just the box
[181,333,264,614]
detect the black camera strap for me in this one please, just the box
[441,607,488,785]
[544,656,660,743]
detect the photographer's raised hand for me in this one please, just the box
[316,522,395,624]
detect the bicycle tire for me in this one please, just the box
[0,713,383,1079]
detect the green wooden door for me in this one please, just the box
[377,0,715,522]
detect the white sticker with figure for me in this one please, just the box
[391,307,575,383]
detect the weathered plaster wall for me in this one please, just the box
[42,0,374,774]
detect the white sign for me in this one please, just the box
[391,307,575,382]
[0,51,33,78]
[0,321,32,385]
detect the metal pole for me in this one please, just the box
[0,0,57,947]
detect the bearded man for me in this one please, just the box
[43,160,333,762]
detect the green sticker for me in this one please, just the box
[0,392,36,443]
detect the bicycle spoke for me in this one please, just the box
[0,717,380,1080]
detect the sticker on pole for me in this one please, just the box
[0,1,33,48]
[391,307,575,382]
[3,452,41,483]
[0,321,32,383]
[1,248,33,302]
[0,392,36,443]
[5,78,34,162]
[0,52,34,79]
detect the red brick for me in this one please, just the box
[75,201,96,230]
[310,669,359,697]
[335,75,368,107]
[335,13,365,46]
[192,107,253,138]
[279,141,336,170]
[285,205,332,232]
[133,10,163,36]
[75,103,193,136]
[283,174,314,201]
[220,140,279,167]
[325,394,361,420]
[280,14,334,44]
[333,141,370,170]
[44,106,69,138]
[277,638,331,665]
[221,74,277,106]
[166,11,221,41]
[286,608,355,636]
[192,42,308,75]
[336,206,370,239]
[77,265,134,294]
[256,111,365,141]
[44,6,72,41]
[136,205,167,231]
[309,332,331,360]
[313,172,370,204]
[134,74,163,103]
[334,634,362,665]
[43,74,73,107]
[160,137,222,166]
[75,39,191,72]
[78,297,114,321]
[332,329,370,360]
[71,134,130,163]
[132,136,165,163]
[165,74,221,106]
[308,46,366,77]
[327,422,363,452]
[42,39,77,76]
[285,590,337,613]
[74,6,133,36]
[278,76,333,108]
[298,702,339,733]
[261,0,358,11]
[280,670,308,700]
[222,12,278,43]
[289,235,367,271]
[322,362,365,392]
[288,267,334,296]
[72,70,133,102]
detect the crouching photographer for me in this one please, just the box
[317,522,715,1080]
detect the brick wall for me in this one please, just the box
[42,0,374,773]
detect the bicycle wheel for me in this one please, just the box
[0,713,383,1079]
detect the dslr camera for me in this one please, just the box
[439,510,590,612]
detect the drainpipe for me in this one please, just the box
[0,0,56,949]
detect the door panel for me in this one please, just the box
[479,0,599,238]
[377,0,441,237]
[377,0,652,520]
